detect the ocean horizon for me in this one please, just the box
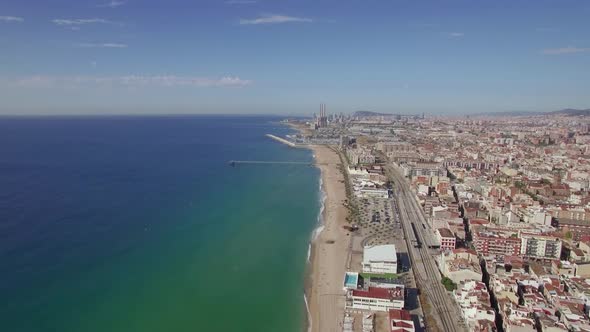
[0,115,321,332]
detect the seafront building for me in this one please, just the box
[362,244,398,274]
[349,287,405,312]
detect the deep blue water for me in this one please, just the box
[0,116,320,332]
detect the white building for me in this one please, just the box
[454,280,496,328]
[347,148,375,166]
[520,233,562,260]
[349,287,404,312]
[363,244,397,274]
[517,206,552,225]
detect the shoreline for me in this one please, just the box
[278,122,350,332]
[304,144,350,332]
[303,174,325,332]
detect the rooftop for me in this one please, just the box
[352,287,404,300]
[364,244,397,263]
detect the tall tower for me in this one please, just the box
[317,103,328,128]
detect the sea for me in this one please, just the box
[0,115,321,332]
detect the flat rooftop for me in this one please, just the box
[363,244,397,263]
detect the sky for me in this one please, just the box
[0,0,589,115]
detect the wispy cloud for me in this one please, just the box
[448,32,465,37]
[226,0,257,4]
[11,75,252,88]
[0,16,24,23]
[97,1,126,8]
[239,14,312,25]
[52,18,113,26]
[76,43,128,48]
[542,46,590,55]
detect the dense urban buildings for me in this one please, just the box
[286,109,590,332]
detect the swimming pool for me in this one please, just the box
[344,272,359,289]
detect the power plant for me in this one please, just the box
[315,103,328,128]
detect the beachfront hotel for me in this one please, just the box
[362,244,398,274]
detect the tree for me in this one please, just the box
[441,277,457,291]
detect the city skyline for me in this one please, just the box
[1,0,589,115]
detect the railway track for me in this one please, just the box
[390,167,464,332]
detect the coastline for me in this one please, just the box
[277,122,350,332]
[304,144,350,332]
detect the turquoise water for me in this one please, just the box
[0,116,320,332]
[344,272,358,288]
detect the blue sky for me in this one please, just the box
[0,0,589,115]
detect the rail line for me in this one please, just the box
[390,166,464,332]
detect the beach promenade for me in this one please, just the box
[307,145,350,332]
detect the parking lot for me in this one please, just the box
[346,194,425,331]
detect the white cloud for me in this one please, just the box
[12,75,252,88]
[97,1,126,8]
[542,46,590,55]
[52,18,112,26]
[226,0,257,4]
[240,14,312,25]
[77,43,128,48]
[0,16,24,23]
[448,32,464,37]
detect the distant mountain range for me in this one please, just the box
[353,111,394,117]
[352,110,421,117]
[474,108,590,117]
[552,108,590,116]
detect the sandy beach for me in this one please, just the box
[306,145,350,332]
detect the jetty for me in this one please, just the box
[266,134,297,147]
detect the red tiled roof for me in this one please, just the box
[389,309,412,321]
[352,287,402,300]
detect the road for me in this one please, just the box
[385,165,465,332]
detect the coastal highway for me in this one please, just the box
[386,165,465,332]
